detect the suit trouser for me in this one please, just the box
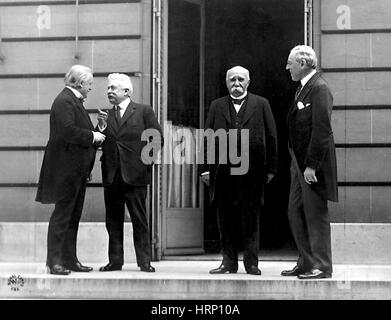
[288,162,332,274]
[104,168,151,266]
[217,177,260,270]
[46,179,87,267]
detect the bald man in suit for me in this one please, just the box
[201,66,278,275]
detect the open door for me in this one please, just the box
[160,0,205,255]
[157,0,307,258]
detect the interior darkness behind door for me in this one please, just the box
[203,0,304,253]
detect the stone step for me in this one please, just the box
[1,222,391,264]
[0,222,136,263]
[1,261,391,299]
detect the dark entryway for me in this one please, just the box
[166,0,304,255]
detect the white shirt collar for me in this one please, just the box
[66,86,84,100]
[117,97,131,110]
[230,91,248,101]
[300,69,317,87]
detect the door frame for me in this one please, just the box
[160,0,206,257]
[152,0,314,260]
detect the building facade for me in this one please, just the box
[0,0,390,263]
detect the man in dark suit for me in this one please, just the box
[97,73,162,272]
[36,65,106,275]
[282,45,338,279]
[201,66,278,275]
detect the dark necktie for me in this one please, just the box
[115,106,122,125]
[295,84,303,99]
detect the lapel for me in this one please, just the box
[241,93,256,126]
[64,88,94,130]
[287,71,322,123]
[76,101,94,130]
[118,101,136,131]
[221,96,231,125]
[296,71,321,102]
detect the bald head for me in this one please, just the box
[226,66,250,97]
[226,66,250,81]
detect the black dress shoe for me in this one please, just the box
[48,264,71,275]
[140,263,155,272]
[209,264,238,274]
[246,266,262,275]
[65,262,93,272]
[297,268,331,279]
[99,262,122,272]
[281,265,303,277]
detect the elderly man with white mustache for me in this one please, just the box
[201,66,278,275]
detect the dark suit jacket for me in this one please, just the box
[100,101,162,187]
[204,92,278,205]
[287,72,338,202]
[36,88,96,204]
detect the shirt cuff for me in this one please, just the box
[98,123,107,132]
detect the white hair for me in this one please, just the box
[290,45,318,69]
[64,65,93,88]
[108,73,133,94]
[226,66,250,80]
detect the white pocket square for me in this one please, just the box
[297,102,310,110]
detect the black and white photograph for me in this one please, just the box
[0,0,390,312]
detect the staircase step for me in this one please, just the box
[1,261,390,299]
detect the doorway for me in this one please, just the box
[163,0,304,257]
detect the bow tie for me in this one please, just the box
[232,98,245,105]
[78,97,85,103]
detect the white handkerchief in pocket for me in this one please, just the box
[297,101,304,109]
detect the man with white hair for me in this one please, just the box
[282,45,338,279]
[36,64,106,275]
[97,73,162,272]
[201,66,278,275]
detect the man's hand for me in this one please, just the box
[201,173,210,186]
[97,108,108,128]
[266,173,274,184]
[87,173,92,182]
[303,167,317,184]
[93,131,106,144]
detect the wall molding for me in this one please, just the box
[0,109,101,115]
[0,183,102,187]
[338,182,391,187]
[0,182,390,188]
[1,144,391,151]
[322,29,391,35]
[336,143,391,148]
[0,0,140,7]
[0,72,140,79]
[1,35,141,42]
[3,105,391,115]
[334,105,391,110]
[323,67,391,72]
